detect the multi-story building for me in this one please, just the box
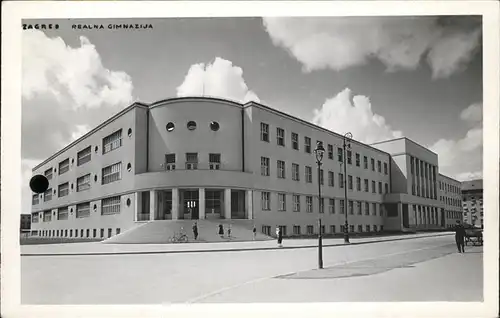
[438,174,463,228]
[20,213,31,236]
[29,97,459,240]
[370,137,443,230]
[462,179,483,228]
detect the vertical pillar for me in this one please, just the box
[172,188,179,220]
[149,190,156,221]
[134,192,142,221]
[246,189,253,220]
[397,203,403,230]
[199,188,206,220]
[224,188,232,220]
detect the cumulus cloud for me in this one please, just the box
[312,88,403,144]
[263,16,481,79]
[22,30,134,213]
[429,103,483,181]
[176,57,260,103]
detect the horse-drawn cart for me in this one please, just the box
[465,227,483,246]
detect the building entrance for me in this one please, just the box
[182,189,199,220]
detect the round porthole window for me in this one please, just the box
[187,121,197,131]
[127,163,132,172]
[166,122,175,132]
[95,146,98,153]
[126,198,131,207]
[94,175,98,182]
[210,121,220,131]
[128,128,132,137]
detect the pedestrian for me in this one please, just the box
[192,222,198,241]
[252,226,257,241]
[454,220,466,253]
[276,226,283,247]
[218,224,224,238]
[227,224,232,238]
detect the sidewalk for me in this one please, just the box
[21,232,453,256]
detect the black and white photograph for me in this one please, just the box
[1,1,499,318]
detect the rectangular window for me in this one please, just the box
[100,228,105,238]
[371,158,375,171]
[306,196,313,213]
[261,157,270,176]
[328,171,334,187]
[77,174,91,192]
[357,201,362,215]
[278,193,286,211]
[32,194,39,205]
[116,228,121,235]
[377,160,382,173]
[374,225,378,232]
[43,211,51,222]
[364,179,369,192]
[59,158,70,175]
[77,146,92,166]
[347,150,352,164]
[363,156,368,169]
[307,225,314,235]
[93,229,97,238]
[103,129,122,154]
[277,160,286,179]
[293,195,300,212]
[350,225,355,233]
[385,183,389,194]
[372,202,377,216]
[292,163,300,181]
[276,128,285,146]
[372,180,376,193]
[379,204,384,216]
[304,137,311,153]
[293,225,301,235]
[329,198,335,214]
[305,166,313,183]
[365,202,370,215]
[57,207,68,220]
[209,153,221,170]
[319,197,324,213]
[355,153,360,166]
[327,144,333,160]
[384,162,388,175]
[378,182,382,194]
[330,225,336,234]
[32,213,39,223]
[185,153,198,170]
[262,225,271,236]
[261,192,270,210]
[358,225,363,233]
[165,153,176,171]
[348,175,353,190]
[58,182,69,198]
[340,199,345,214]
[44,189,52,202]
[339,173,344,188]
[86,229,90,238]
[76,202,90,218]
[260,123,269,142]
[44,168,53,180]
[108,228,112,238]
[102,196,121,215]
[349,200,354,215]
[291,132,299,150]
[102,162,122,184]
[337,147,343,162]
[356,177,361,191]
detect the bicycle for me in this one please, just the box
[169,232,189,243]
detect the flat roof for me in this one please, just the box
[438,173,461,183]
[461,179,483,191]
[369,136,438,157]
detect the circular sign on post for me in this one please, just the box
[29,175,49,194]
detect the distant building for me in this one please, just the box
[29,97,462,240]
[438,174,463,228]
[20,213,31,236]
[461,179,483,228]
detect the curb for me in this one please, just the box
[21,233,453,257]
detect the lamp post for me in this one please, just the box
[342,132,353,244]
[314,141,325,269]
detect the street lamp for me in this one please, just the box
[314,140,325,269]
[342,132,353,244]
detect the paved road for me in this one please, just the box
[21,235,482,304]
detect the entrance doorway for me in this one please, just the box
[182,189,199,220]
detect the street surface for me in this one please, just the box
[21,235,482,304]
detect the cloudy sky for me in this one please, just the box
[22,16,483,214]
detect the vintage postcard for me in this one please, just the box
[1,1,499,318]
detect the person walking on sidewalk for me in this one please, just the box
[218,224,224,238]
[454,220,466,253]
[276,226,283,247]
[227,224,232,239]
[252,226,257,241]
[192,222,199,241]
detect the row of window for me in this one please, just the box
[262,224,385,236]
[163,153,221,171]
[33,162,123,205]
[260,123,389,174]
[440,196,461,207]
[32,196,123,222]
[41,129,125,182]
[409,156,438,199]
[36,227,120,239]
[260,191,385,216]
[261,158,390,193]
[446,210,462,219]
[165,121,220,132]
[439,180,461,194]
